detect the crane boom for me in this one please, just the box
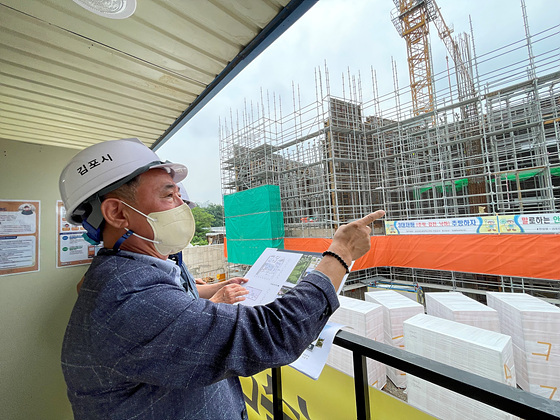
[391,0,476,116]
[391,0,433,116]
[425,0,477,112]
[391,0,486,213]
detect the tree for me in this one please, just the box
[205,203,224,226]
[191,207,215,245]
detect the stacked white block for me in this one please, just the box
[487,292,560,401]
[404,314,517,420]
[426,292,500,332]
[327,295,386,389]
[364,290,424,388]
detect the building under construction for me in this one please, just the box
[219,2,560,304]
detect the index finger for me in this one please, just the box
[356,210,386,226]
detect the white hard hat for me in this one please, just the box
[60,138,187,226]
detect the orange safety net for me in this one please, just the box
[283,235,560,280]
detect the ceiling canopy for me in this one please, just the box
[0,0,316,150]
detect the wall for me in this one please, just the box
[182,244,226,279]
[0,139,86,420]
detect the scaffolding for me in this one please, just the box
[219,7,560,302]
[220,76,378,238]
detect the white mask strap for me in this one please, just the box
[120,200,156,222]
[120,201,160,245]
[124,228,161,244]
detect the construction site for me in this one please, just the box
[218,0,560,305]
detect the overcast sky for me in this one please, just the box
[157,0,558,205]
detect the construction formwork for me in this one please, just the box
[220,89,377,238]
[219,10,560,301]
[367,83,560,219]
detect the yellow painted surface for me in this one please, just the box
[241,365,435,420]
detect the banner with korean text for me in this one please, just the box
[385,213,560,235]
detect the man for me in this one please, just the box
[73,171,249,303]
[76,265,249,303]
[173,182,249,304]
[60,138,385,419]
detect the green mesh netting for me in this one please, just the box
[415,178,469,197]
[497,169,542,181]
[224,185,284,265]
[415,166,560,198]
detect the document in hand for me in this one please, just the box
[239,247,351,306]
[289,321,344,380]
[238,247,352,379]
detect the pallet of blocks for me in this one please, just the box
[487,292,560,401]
[425,292,500,332]
[403,314,517,420]
[327,295,386,390]
[364,290,424,388]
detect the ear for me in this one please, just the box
[100,198,129,229]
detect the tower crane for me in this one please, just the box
[391,0,486,212]
[391,0,477,117]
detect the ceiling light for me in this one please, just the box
[73,0,136,19]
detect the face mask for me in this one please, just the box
[120,201,195,255]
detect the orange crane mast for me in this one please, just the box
[391,0,477,117]
[391,0,486,212]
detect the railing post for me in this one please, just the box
[352,353,371,420]
[272,367,283,419]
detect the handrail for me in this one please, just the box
[271,330,560,419]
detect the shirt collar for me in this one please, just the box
[99,248,180,278]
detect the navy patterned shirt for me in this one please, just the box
[61,248,339,419]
